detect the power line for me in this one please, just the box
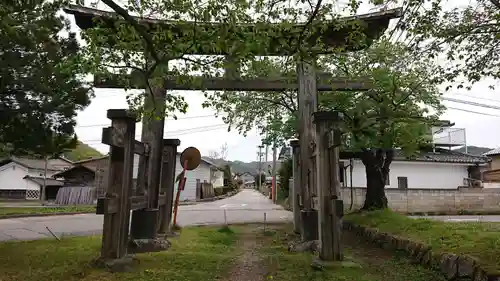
[447,107,500,117]
[442,97,500,111]
[76,113,222,128]
[80,123,228,143]
[444,93,500,103]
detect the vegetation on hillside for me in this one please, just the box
[62,142,104,162]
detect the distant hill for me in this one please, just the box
[202,157,281,175]
[63,141,104,162]
[454,145,492,156]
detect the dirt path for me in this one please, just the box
[221,228,265,281]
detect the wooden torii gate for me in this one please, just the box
[65,4,401,265]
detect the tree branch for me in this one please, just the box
[490,0,500,9]
[101,0,160,63]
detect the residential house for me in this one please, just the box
[281,123,490,190]
[480,148,500,186]
[52,156,108,187]
[339,148,489,190]
[0,157,72,200]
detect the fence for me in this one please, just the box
[337,187,500,213]
[55,186,96,205]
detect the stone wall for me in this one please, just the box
[343,221,494,281]
[320,187,500,213]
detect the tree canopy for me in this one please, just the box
[406,0,500,88]
[0,1,92,156]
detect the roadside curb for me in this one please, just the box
[405,211,500,216]
[343,220,498,280]
[0,189,242,220]
[193,189,241,203]
[0,211,95,220]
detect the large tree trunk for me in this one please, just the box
[360,149,394,210]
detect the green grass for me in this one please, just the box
[346,209,500,273]
[0,206,96,217]
[258,225,446,281]
[0,226,238,281]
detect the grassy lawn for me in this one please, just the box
[0,226,238,281]
[0,206,96,217]
[257,224,446,281]
[346,209,500,273]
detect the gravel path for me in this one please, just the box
[222,229,264,281]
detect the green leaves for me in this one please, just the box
[0,0,92,156]
[406,0,500,88]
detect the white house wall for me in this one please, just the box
[212,171,224,187]
[0,162,39,191]
[133,154,213,201]
[342,160,470,189]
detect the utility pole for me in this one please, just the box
[257,145,264,191]
[265,144,269,169]
[271,142,277,203]
[41,155,48,203]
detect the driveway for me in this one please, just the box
[410,215,500,223]
[0,189,292,241]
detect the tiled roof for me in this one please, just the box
[392,148,490,164]
[339,148,490,164]
[0,157,72,171]
[52,164,97,178]
[23,176,64,187]
[484,148,500,156]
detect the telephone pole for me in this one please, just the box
[257,145,264,191]
[271,142,277,202]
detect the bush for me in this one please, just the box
[214,186,234,197]
[278,158,292,200]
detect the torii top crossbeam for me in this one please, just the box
[64,4,401,56]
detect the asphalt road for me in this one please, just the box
[0,189,292,241]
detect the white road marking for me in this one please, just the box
[219,204,248,209]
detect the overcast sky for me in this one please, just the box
[70,0,500,162]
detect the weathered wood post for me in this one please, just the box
[329,121,344,260]
[100,109,136,263]
[296,59,319,241]
[312,111,344,261]
[158,138,180,235]
[131,81,166,239]
[290,139,301,234]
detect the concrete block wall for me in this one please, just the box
[336,187,500,213]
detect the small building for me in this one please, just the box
[0,157,72,200]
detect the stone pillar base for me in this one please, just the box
[92,255,136,272]
[128,238,171,254]
[300,209,318,242]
